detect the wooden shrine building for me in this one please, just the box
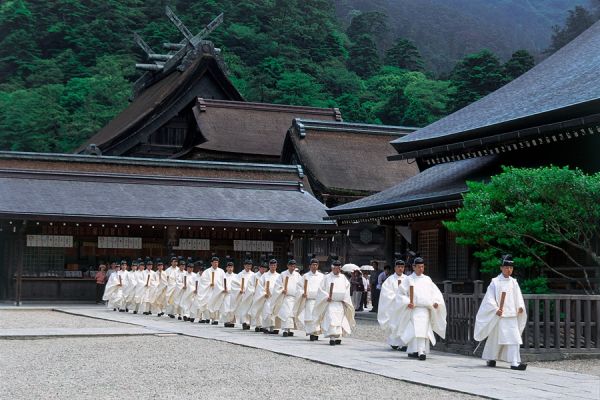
[327,20,600,288]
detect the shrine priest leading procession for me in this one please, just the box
[394,257,447,360]
[474,255,528,371]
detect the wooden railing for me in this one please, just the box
[441,281,600,356]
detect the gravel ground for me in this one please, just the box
[0,310,129,329]
[0,311,478,400]
[352,318,600,377]
[0,335,480,400]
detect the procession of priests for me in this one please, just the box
[104,254,527,369]
[103,255,355,345]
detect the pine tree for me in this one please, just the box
[504,50,535,81]
[384,38,424,71]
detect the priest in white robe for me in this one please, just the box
[164,257,179,318]
[141,260,156,315]
[249,263,269,332]
[103,262,124,311]
[219,261,240,327]
[395,257,446,360]
[179,262,197,321]
[198,256,225,324]
[124,261,140,312]
[171,259,187,320]
[474,255,527,370]
[293,257,324,341]
[377,259,408,351]
[260,259,281,334]
[312,258,355,345]
[150,260,168,316]
[270,259,302,337]
[235,258,257,330]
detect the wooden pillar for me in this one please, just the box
[384,224,395,267]
[14,221,27,306]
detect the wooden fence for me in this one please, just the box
[440,280,600,358]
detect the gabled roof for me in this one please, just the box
[78,47,243,155]
[0,152,331,229]
[188,99,342,158]
[326,156,500,222]
[283,119,419,195]
[389,20,600,161]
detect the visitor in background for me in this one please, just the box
[95,264,107,304]
[369,261,380,312]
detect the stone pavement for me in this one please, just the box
[0,326,162,338]
[45,306,598,400]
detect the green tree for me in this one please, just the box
[273,70,329,107]
[449,49,507,111]
[384,38,424,72]
[444,166,600,293]
[347,34,381,78]
[545,5,598,55]
[346,11,388,44]
[503,49,535,81]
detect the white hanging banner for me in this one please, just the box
[27,235,73,248]
[98,236,142,249]
[233,240,273,252]
[173,239,210,250]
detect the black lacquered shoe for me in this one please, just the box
[487,360,496,367]
[510,363,527,371]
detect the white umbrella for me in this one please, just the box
[341,263,360,272]
[360,265,374,271]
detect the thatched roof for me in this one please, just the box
[390,20,600,161]
[283,119,419,196]
[187,99,342,159]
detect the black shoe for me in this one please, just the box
[177,316,182,320]
[242,323,250,330]
[408,352,418,358]
[399,346,407,352]
[113,308,117,311]
[133,311,137,314]
[211,321,218,325]
[183,316,188,321]
[329,339,335,346]
[487,360,496,367]
[255,327,262,332]
[510,363,527,371]
[119,309,125,312]
[418,354,426,361]
[272,330,279,334]
[335,339,341,345]
[390,345,399,350]
[148,312,152,315]
[158,312,164,317]
[224,322,235,328]
[168,314,175,318]
[126,308,129,312]
[282,331,289,337]
[288,332,294,337]
[310,335,318,341]
[189,318,195,323]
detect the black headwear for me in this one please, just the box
[395,259,405,266]
[502,255,514,267]
[413,257,424,265]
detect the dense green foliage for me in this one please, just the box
[0,1,544,153]
[545,5,600,55]
[444,166,600,294]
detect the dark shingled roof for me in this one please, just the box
[78,50,243,154]
[390,20,600,157]
[0,152,330,228]
[283,119,419,195]
[189,99,342,158]
[327,155,500,218]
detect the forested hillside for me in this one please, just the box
[0,1,594,153]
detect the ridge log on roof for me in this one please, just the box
[388,20,600,163]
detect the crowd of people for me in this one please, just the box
[101,254,528,369]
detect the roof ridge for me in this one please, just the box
[197,98,341,116]
[291,118,416,138]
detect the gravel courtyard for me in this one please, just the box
[0,310,478,400]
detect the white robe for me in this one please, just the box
[377,273,407,346]
[103,269,124,309]
[394,272,447,354]
[293,270,325,335]
[164,266,178,307]
[474,274,527,363]
[172,268,187,314]
[150,269,168,313]
[259,271,281,328]
[218,272,240,323]
[197,267,226,320]
[178,272,198,317]
[312,273,355,337]
[123,270,139,308]
[249,272,267,327]
[234,270,257,325]
[270,270,302,330]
